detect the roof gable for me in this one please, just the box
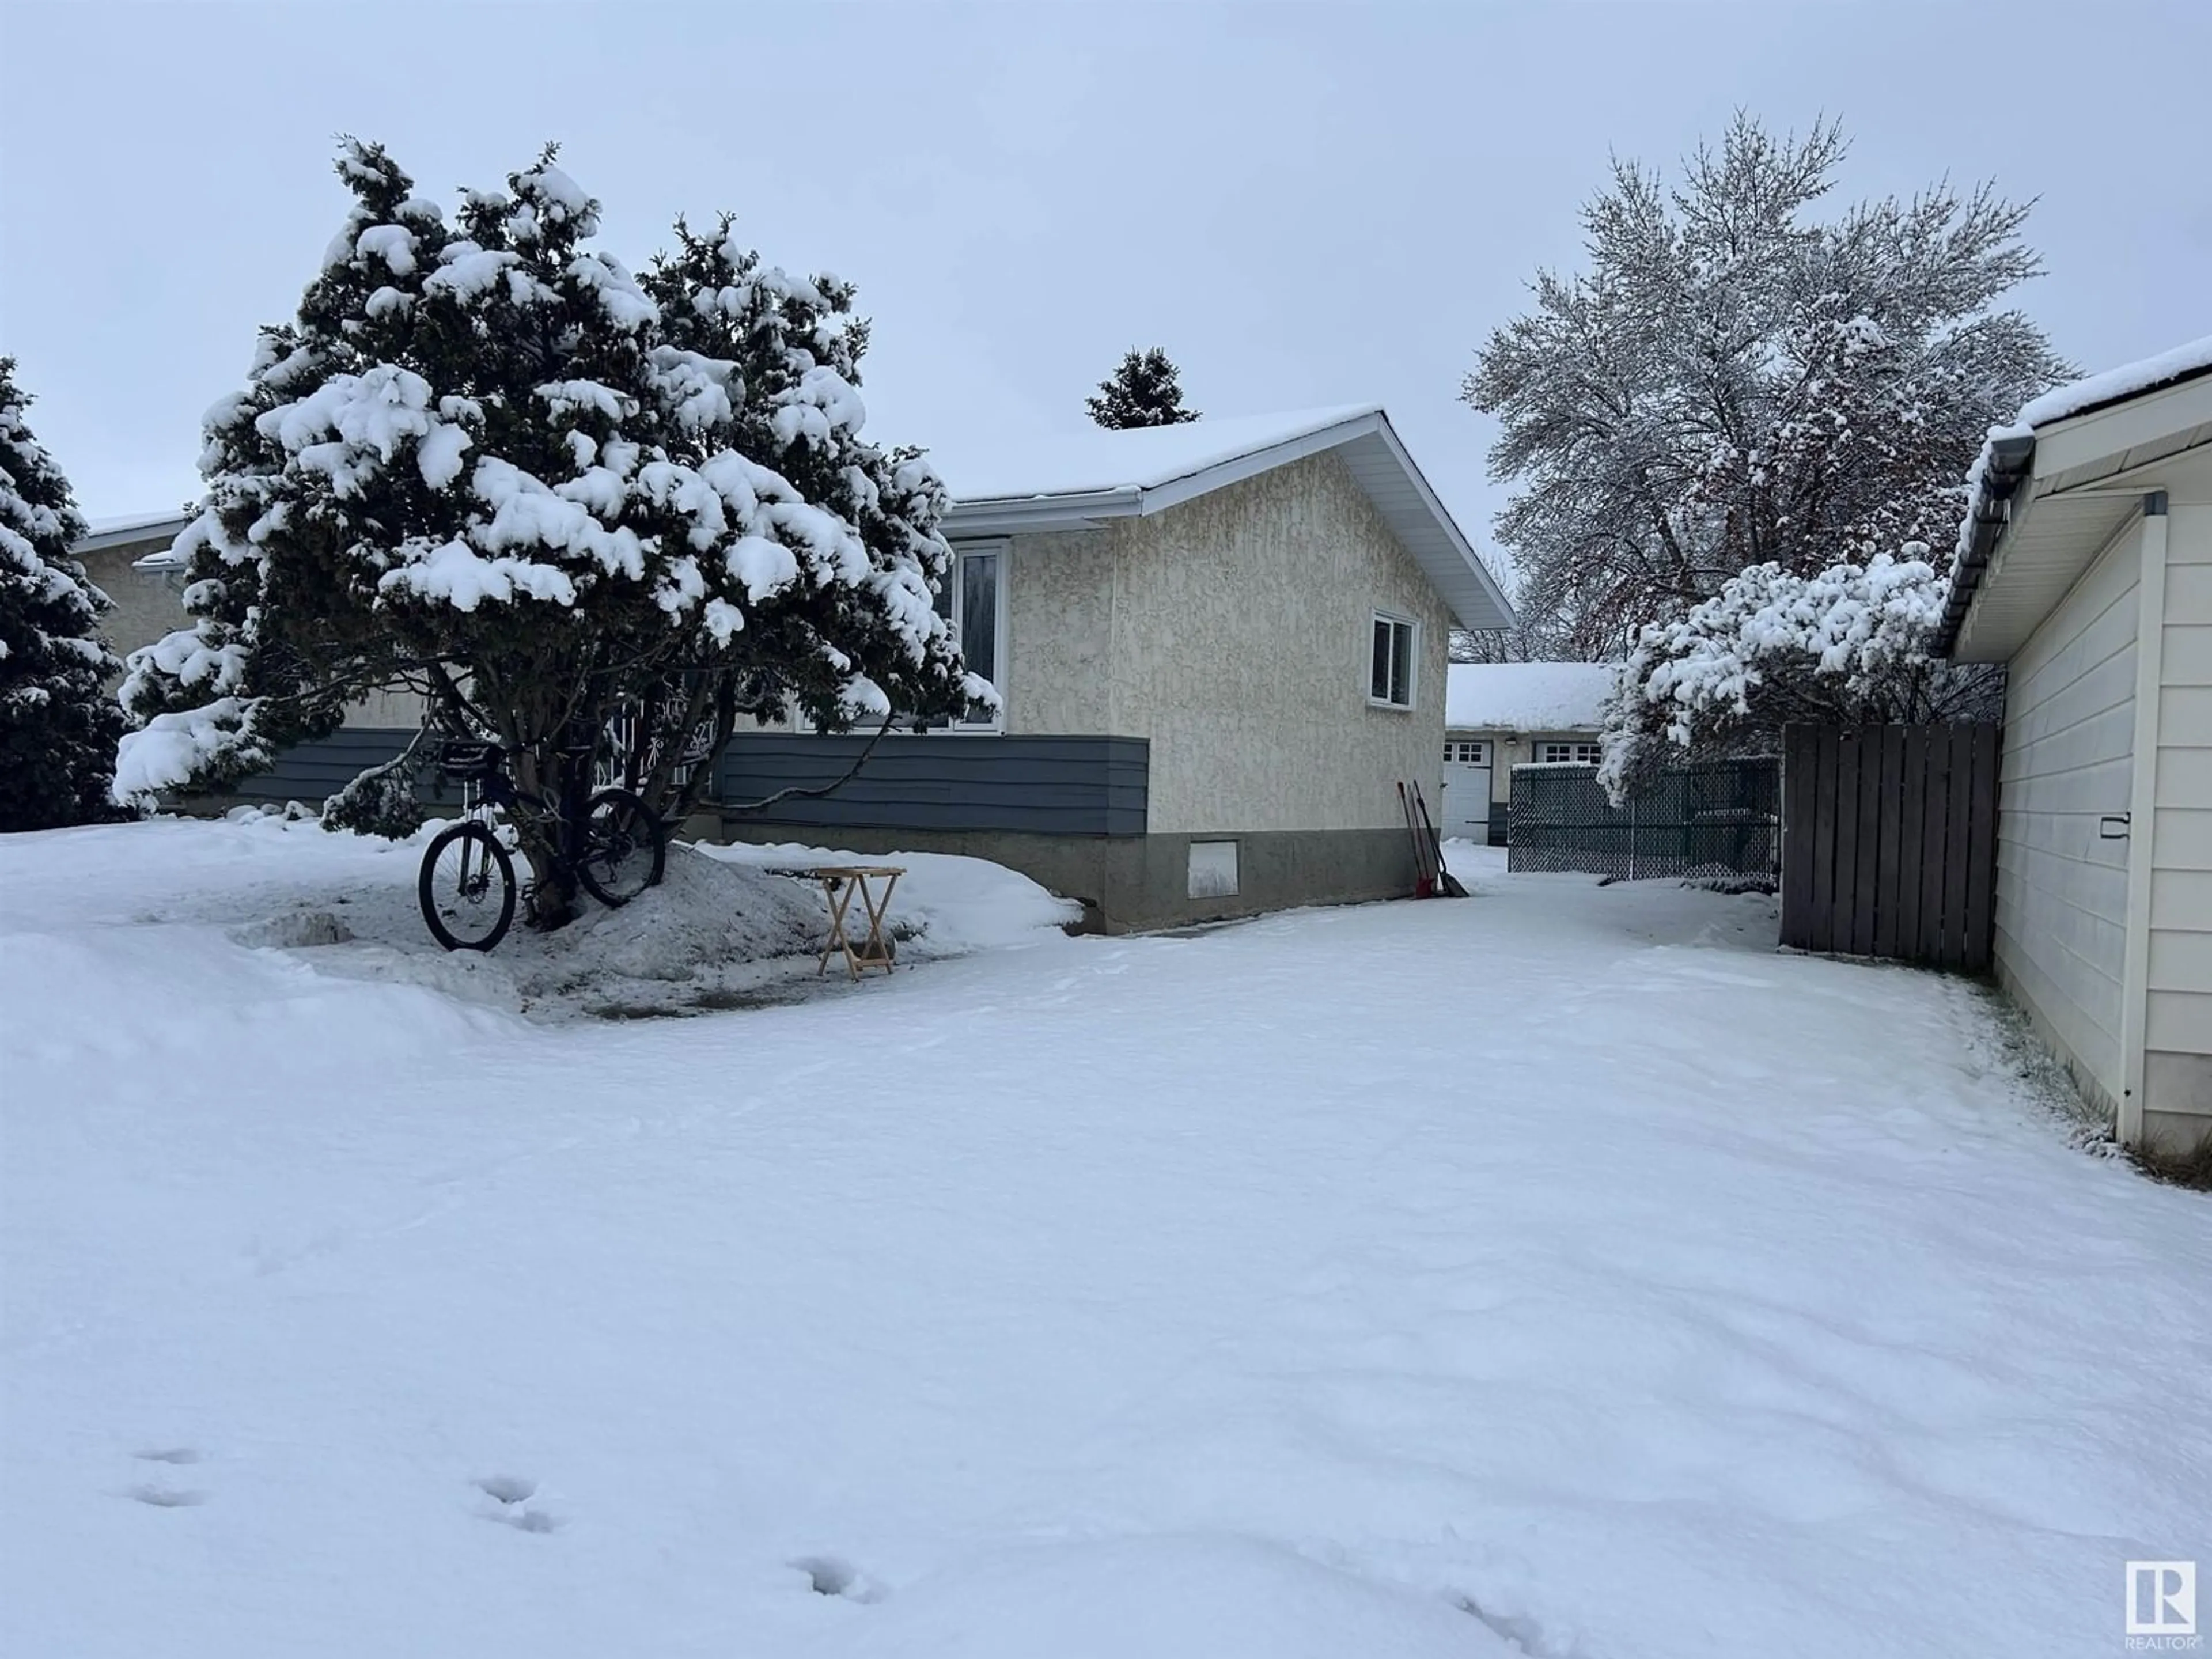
[931,406,1516,632]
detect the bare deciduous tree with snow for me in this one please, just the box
[1463,114,2062,775]
[118,141,985,927]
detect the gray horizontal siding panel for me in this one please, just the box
[720,734,1147,835]
[232,728,464,806]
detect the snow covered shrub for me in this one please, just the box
[1465,114,2067,664]
[118,140,983,925]
[1599,547,2001,800]
[0,359,127,831]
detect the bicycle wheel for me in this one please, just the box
[418,820,517,952]
[576,787,665,907]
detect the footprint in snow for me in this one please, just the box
[128,1485,207,1508]
[791,1555,885,1603]
[475,1474,559,1533]
[124,1447,207,1507]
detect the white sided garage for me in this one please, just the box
[1441,663,1617,847]
[1940,339,2212,1157]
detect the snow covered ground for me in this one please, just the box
[4,825,2209,1658]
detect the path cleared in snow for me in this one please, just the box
[3,822,2209,1658]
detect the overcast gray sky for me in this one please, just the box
[3,1,2206,565]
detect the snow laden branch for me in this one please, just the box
[1599,547,1999,801]
[0,358,128,828]
[117,138,987,926]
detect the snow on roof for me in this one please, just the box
[922,404,1381,502]
[2009,332,2212,434]
[89,404,1520,630]
[1446,662,1618,733]
[928,404,1514,632]
[1941,333,2212,653]
[1953,332,2212,565]
[70,510,193,558]
[84,510,191,537]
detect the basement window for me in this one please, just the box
[1187,840,1240,899]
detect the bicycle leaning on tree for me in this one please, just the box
[415,737,666,953]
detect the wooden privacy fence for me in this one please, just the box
[1780,724,2000,971]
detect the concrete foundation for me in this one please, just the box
[713,819,1419,933]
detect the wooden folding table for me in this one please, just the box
[803,865,906,980]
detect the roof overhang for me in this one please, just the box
[1942,369,2212,662]
[941,410,1517,632]
[69,513,192,560]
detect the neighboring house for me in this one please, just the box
[69,512,191,688]
[1938,336,2212,1158]
[103,405,1516,930]
[1439,661,1617,843]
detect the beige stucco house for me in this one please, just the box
[721,406,1514,927]
[1438,661,1618,843]
[1939,338,2212,1157]
[103,406,1514,930]
[69,512,192,687]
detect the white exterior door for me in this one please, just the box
[1441,741,1491,843]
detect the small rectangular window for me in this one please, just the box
[957,548,999,726]
[897,541,1002,732]
[1444,740,1487,764]
[1537,741,1603,765]
[1369,613,1416,710]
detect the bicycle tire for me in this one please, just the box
[418,820,517,952]
[577,787,666,908]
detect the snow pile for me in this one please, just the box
[0,814,1076,1023]
[317,832,1073,1017]
[703,839,1081,952]
[526,844,825,983]
[1444,661,1616,732]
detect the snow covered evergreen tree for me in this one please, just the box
[1464,114,2066,669]
[1086,347,1200,429]
[1598,546,2002,800]
[0,360,126,831]
[118,140,981,925]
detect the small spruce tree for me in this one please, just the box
[0,360,126,831]
[1085,347,1200,429]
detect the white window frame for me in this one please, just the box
[1537,741,1603,765]
[796,539,1009,737]
[1368,611,1418,711]
[1444,740,1488,765]
[938,539,1010,734]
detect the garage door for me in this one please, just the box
[1441,741,1491,843]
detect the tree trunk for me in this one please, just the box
[519,832,579,930]
[512,730,585,931]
